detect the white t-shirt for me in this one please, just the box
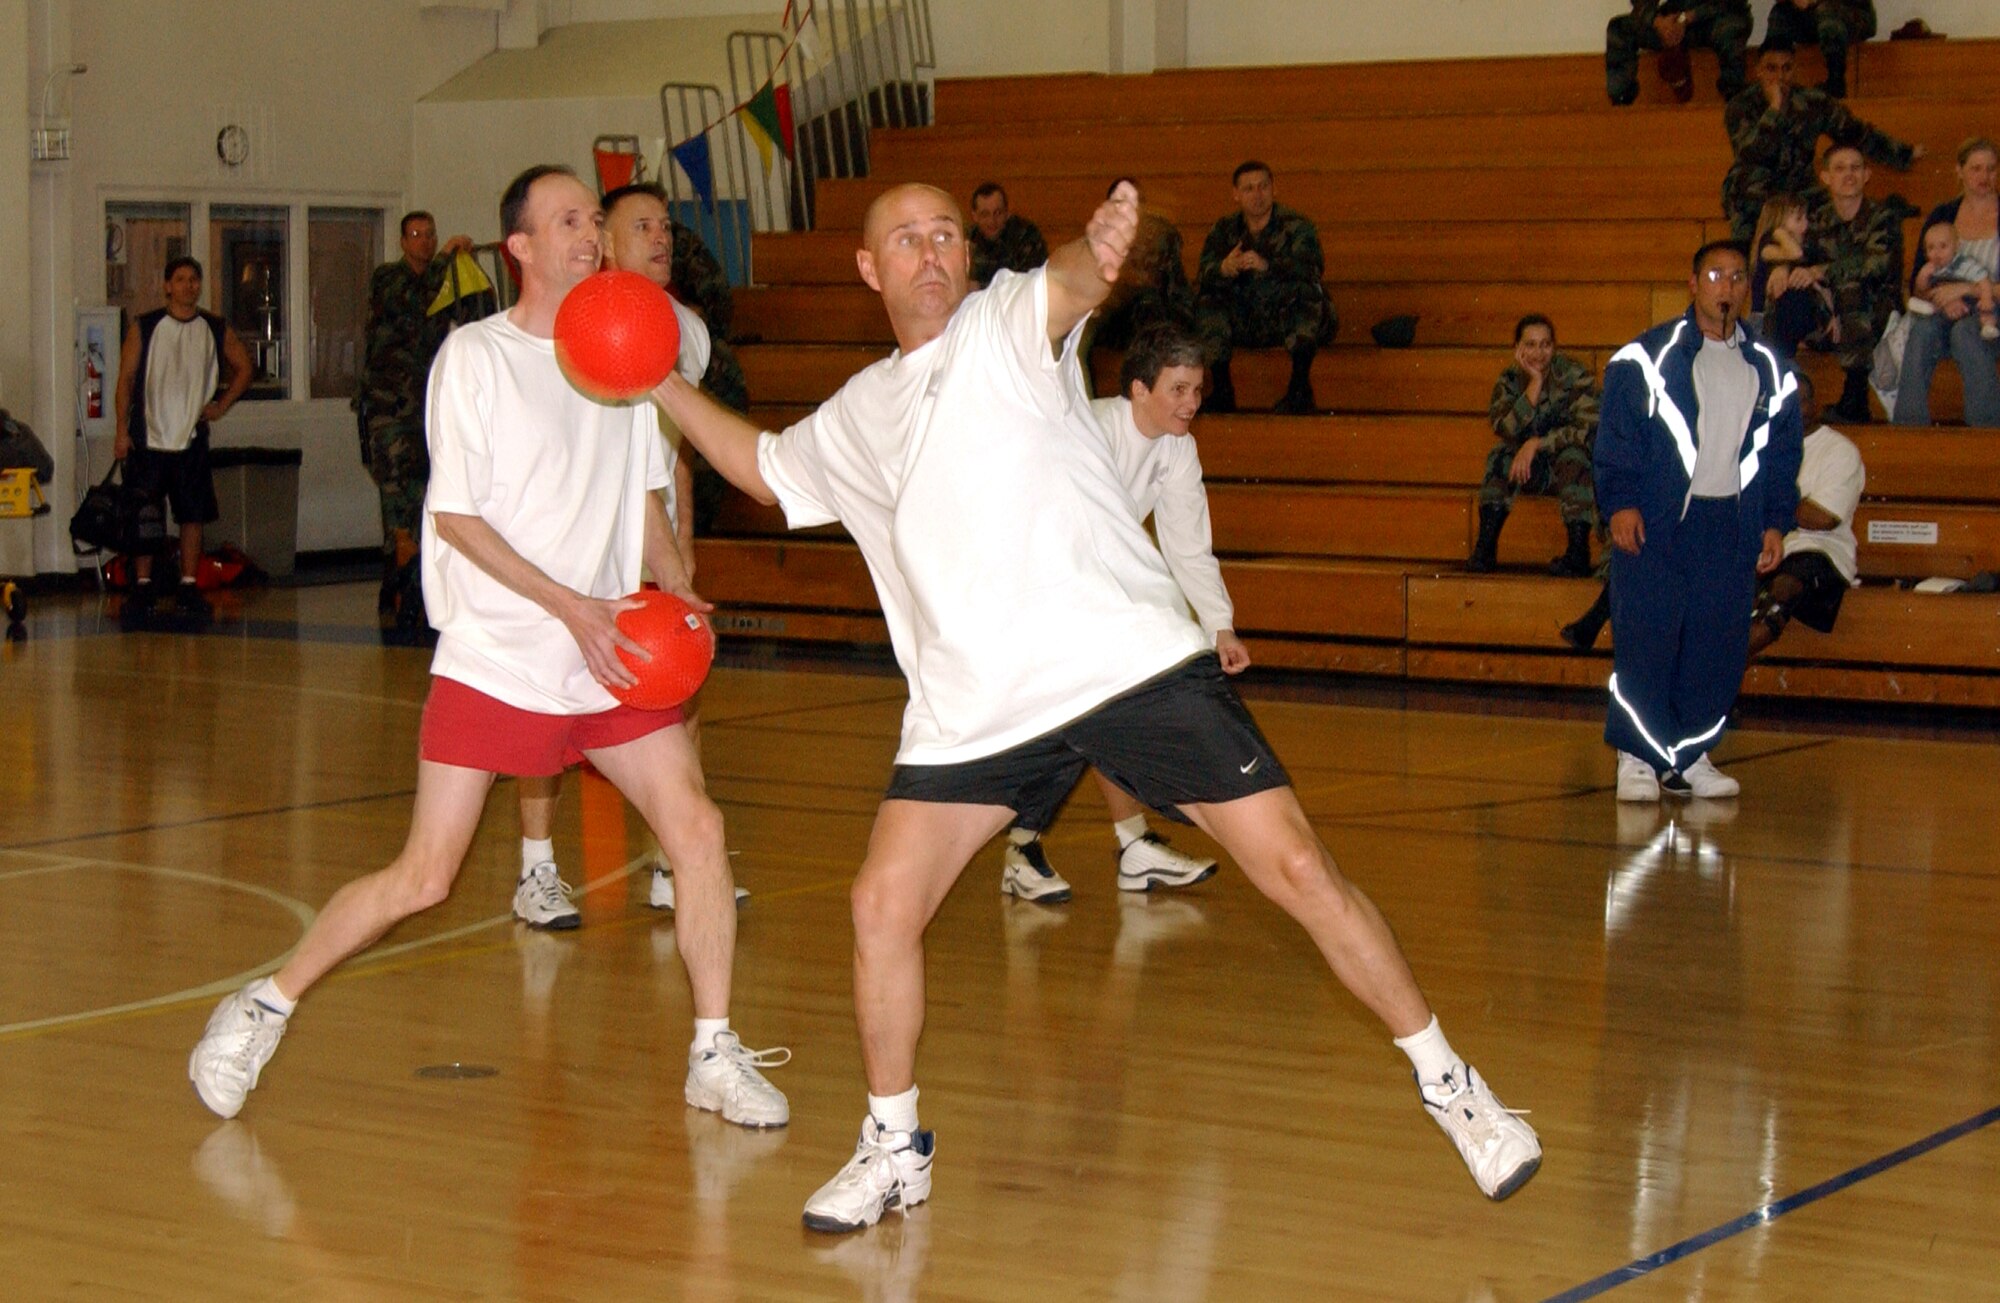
[1782,424,1866,583]
[670,297,711,387]
[421,312,673,715]
[1092,396,1234,636]
[1689,332,1759,500]
[756,268,1211,765]
[143,314,219,453]
[651,297,712,527]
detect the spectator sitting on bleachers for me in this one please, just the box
[1721,33,1918,241]
[1751,193,1836,357]
[1806,142,1918,422]
[1764,0,1876,98]
[1892,137,2000,429]
[1195,160,1336,415]
[1606,0,1752,106]
[1909,218,2000,342]
[1468,315,1602,578]
[967,182,1048,288]
[1749,371,1866,654]
[1090,177,1195,355]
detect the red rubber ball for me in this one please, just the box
[609,589,714,711]
[553,270,682,402]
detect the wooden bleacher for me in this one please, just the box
[712,39,2000,706]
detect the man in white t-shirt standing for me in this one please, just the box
[507,179,746,929]
[998,317,1246,904]
[654,181,1541,1232]
[1749,371,1866,655]
[189,165,787,1131]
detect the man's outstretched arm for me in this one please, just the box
[1044,181,1140,345]
[652,373,778,505]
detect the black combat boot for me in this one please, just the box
[1560,585,1612,652]
[1272,345,1317,414]
[1466,503,1507,573]
[1549,521,1594,577]
[1206,359,1237,414]
[1833,366,1873,424]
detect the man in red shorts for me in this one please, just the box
[188,165,787,1129]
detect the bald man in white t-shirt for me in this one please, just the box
[655,182,1542,1232]
[189,165,787,1131]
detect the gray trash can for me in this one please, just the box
[208,447,302,576]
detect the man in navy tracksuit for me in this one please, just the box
[1595,241,1803,802]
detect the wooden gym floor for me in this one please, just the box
[2,582,1996,1301]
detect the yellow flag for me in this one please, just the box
[428,250,494,316]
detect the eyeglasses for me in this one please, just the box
[1700,269,1748,285]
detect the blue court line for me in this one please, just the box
[1543,1103,2000,1302]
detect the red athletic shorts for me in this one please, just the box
[418,676,684,776]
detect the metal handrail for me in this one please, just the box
[758,0,934,230]
[659,82,757,286]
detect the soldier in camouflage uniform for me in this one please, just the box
[357,211,486,643]
[1469,314,1603,577]
[666,213,750,532]
[1606,0,1753,106]
[1806,142,1917,420]
[967,182,1050,287]
[1721,34,1916,240]
[1195,161,1336,414]
[1765,0,1876,97]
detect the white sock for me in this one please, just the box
[248,977,295,1018]
[521,837,554,875]
[691,1017,730,1054]
[1112,814,1149,849]
[179,575,198,586]
[1393,1016,1464,1093]
[1007,827,1038,847]
[869,1085,920,1133]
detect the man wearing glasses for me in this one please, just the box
[1593,241,1803,803]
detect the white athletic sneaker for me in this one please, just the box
[512,861,580,930]
[1420,1064,1542,1201]
[999,839,1072,904]
[685,1031,791,1128]
[1616,751,1661,802]
[188,989,288,1119]
[1115,832,1218,892]
[1677,753,1741,799]
[649,866,750,911]
[802,1115,936,1234]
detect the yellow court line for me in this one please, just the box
[0,855,855,1046]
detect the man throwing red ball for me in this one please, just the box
[654,180,1542,1233]
[188,164,786,1129]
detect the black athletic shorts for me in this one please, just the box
[125,433,219,527]
[1765,549,1847,633]
[884,654,1290,830]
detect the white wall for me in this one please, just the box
[20,0,496,571]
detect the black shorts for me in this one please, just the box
[884,654,1290,830]
[1764,549,1847,633]
[125,433,218,527]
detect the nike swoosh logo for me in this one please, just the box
[1240,758,1259,774]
